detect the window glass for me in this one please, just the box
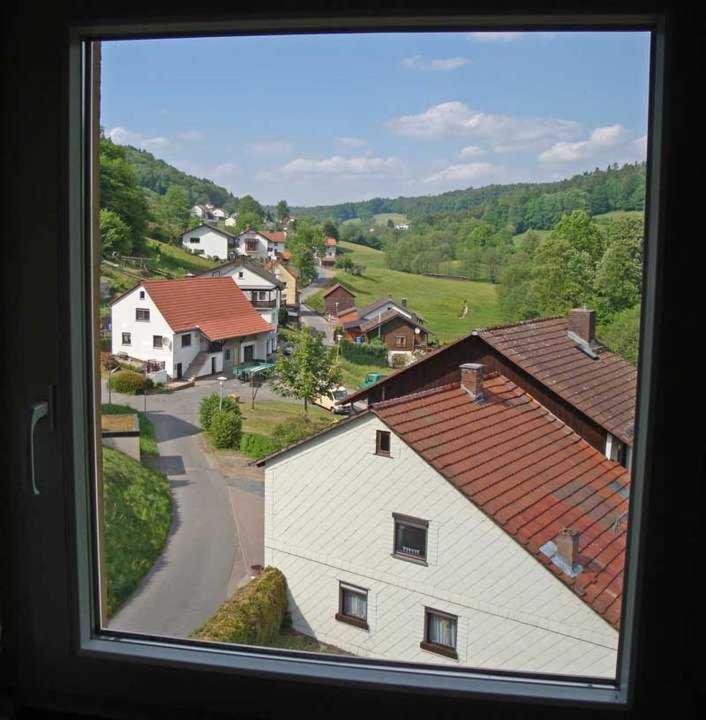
[394,517,427,560]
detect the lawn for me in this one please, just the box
[102,447,172,617]
[337,356,388,391]
[239,398,336,436]
[101,403,158,456]
[372,212,408,226]
[144,238,219,276]
[311,241,501,343]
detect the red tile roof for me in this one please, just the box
[142,277,273,341]
[372,374,629,629]
[478,317,637,445]
[260,231,287,244]
[325,236,337,246]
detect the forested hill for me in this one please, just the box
[121,144,239,212]
[292,162,646,233]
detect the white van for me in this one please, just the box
[315,386,351,414]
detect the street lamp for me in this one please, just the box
[218,375,228,410]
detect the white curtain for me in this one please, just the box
[428,613,456,647]
[343,589,367,619]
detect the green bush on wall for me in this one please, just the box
[191,566,288,645]
[108,370,145,395]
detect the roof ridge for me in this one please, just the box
[370,382,460,410]
[475,315,565,335]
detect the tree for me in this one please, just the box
[593,216,644,320]
[99,209,132,256]
[237,195,265,221]
[322,219,339,240]
[276,200,290,225]
[497,252,538,321]
[599,304,641,365]
[272,327,341,412]
[235,211,262,233]
[162,185,190,229]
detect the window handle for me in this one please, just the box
[27,398,50,496]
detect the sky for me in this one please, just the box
[101,31,651,207]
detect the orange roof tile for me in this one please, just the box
[325,236,337,246]
[142,277,273,341]
[260,231,287,244]
[372,373,629,629]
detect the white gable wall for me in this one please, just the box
[361,302,413,321]
[265,414,618,677]
[181,225,232,260]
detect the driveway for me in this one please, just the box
[103,377,267,639]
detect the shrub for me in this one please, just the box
[239,433,281,459]
[272,416,328,447]
[108,370,145,394]
[209,409,243,449]
[390,352,408,368]
[191,567,287,645]
[101,352,120,372]
[199,393,240,431]
[340,338,388,365]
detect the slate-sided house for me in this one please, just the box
[181,223,239,261]
[259,363,627,677]
[346,309,637,469]
[110,277,273,380]
[323,283,356,317]
[200,257,283,356]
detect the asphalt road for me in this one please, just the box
[104,377,266,639]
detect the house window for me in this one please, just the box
[421,608,458,659]
[335,582,369,630]
[238,271,244,278]
[153,335,162,348]
[393,514,428,563]
[394,336,406,348]
[375,430,391,456]
[225,349,231,360]
[136,308,150,322]
[181,334,191,348]
[121,332,131,345]
[139,290,145,299]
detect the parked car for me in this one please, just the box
[315,386,351,414]
[358,372,386,390]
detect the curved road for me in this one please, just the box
[104,380,243,639]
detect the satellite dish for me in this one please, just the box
[414,327,421,335]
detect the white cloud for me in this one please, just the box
[247,139,294,156]
[106,126,172,152]
[467,32,523,41]
[539,124,633,164]
[633,134,648,157]
[177,130,206,141]
[424,161,496,186]
[402,55,470,71]
[388,101,581,151]
[277,155,404,178]
[459,145,484,158]
[335,136,367,148]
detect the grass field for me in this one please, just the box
[341,213,408,228]
[144,238,219,276]
[337,356,388,390]
[311,241,501,343]
[238,398,336,436]
[102,447,172,617]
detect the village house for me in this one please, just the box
[346,309,637,469]
[341,309,429,351]
[200,257,283,354]
[190,203,227,222]
[110,277,273,380]
[323,283,356,317]
[181,223,239,260]
[265,259,300,318]
[259,362,627,676]
[235,229,287,260]
[322,236,337,265]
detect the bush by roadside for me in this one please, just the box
[340,337,387,365]
[108,369,145,394]
[199,393,240,431]
[191,567,287,645]
[210,409,243,449]
[239,432,280,459]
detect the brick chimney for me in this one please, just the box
[555,528,580,568]
[460,363,484,401]
[567,308,596,345]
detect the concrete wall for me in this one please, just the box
[101,434,140,461]
[265,414,618,677]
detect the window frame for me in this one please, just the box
[335,582,369,630]
[135,308,150,322]
[47,9,668,713]
[421,607,458,660]
[392,513,429,564]
[121,332,131,345]
[152,335,162,349]
[375,429,391,456]
[181,333,191,348]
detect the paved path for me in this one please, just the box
[299,304,335,346]
[300,264,333,302]
[103,377,265,639]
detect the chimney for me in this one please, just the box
[555,528,580,568]
[460,363,484,400]
[567,308,596,346]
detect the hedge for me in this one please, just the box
[239,432,281,459]
[209,409,243,449]
[272,416,329,448]
[199,393,240,431]
[339,338,388,365]
[108,369,145,394]
[191,567,288,645]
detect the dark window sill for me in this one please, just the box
[335,613,369,630]
[374,451,391,458]
[391,552,428,566]
[420,641,458,660]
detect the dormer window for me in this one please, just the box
[375,430,390,456]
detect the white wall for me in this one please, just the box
[237,230,270,260]
[181,225,232,260]
[265,414,618,677]
[111,286,176,376]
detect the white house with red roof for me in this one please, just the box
[110,277,274,380]
[236,229,287,260]
[322,236,337,265]
[258,363,626,677]
[181,223,239,260]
